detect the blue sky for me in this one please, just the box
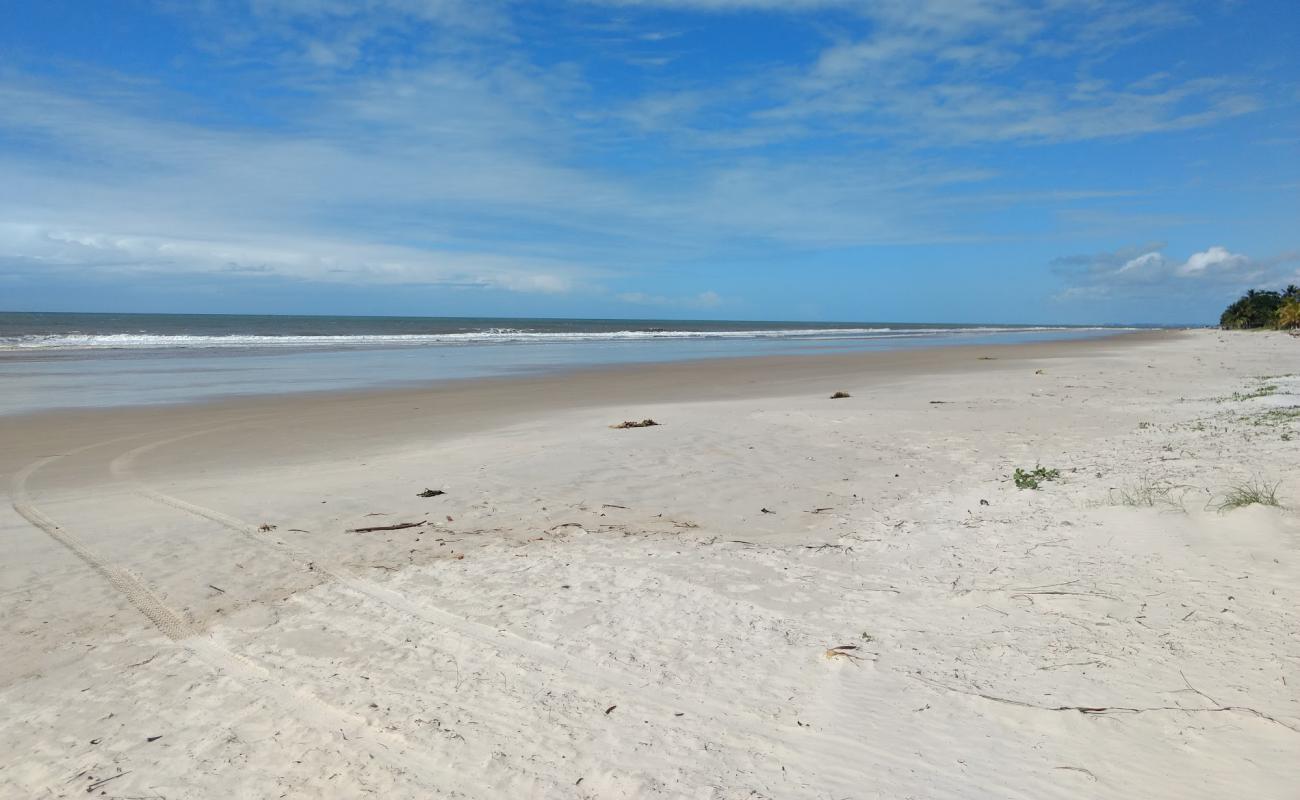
[1,0,1297,324]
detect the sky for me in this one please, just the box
[0,0,1297,324]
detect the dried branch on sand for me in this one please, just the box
[349,521,427,533]
[611,419,660,429]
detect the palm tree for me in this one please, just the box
[1220,289,1284,329]
[1278,298,1300,329]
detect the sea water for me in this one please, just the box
[0,312,1142,415]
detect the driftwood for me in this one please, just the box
[349,521,427,533]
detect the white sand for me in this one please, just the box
[1,330,1297,798]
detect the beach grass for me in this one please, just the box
[1108,479,1192,510]
[1213,480,1282,511]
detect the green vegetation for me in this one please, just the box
[1279,299,1300,330]
[1231,384,1278,401]
[1213,480,1282,511]
[1215,382,1282,404]
[1013,465,1061,490]
[1220,285,1300,330]
[1253,407,1300,424]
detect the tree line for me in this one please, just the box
[1220,285,1300,330]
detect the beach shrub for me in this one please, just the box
[1013,465,1060,490]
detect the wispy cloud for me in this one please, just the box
[0,67,1017,294]
[0,222,583,293]
[616,289,723,309]
[163,0,506,70]
[582,0,852,9]
[598,0,1255,148]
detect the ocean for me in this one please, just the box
[0,312,1140,415]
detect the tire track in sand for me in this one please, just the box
[11,431,497,799]
[12,451,194,641]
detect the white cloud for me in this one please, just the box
[1177,245,1249,276]
[1052,244,1295,301]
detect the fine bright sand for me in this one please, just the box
[1,329,1297,799]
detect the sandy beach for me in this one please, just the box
[2,328,1297,799]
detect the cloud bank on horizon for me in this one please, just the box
[0,0,1297,323]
